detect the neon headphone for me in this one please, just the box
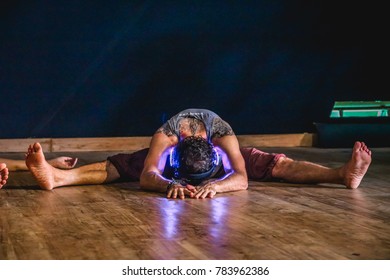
[169,144,220,183]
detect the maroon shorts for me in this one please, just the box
[107,147,285,182]
[240,147,285,180]
[107,148,149,182]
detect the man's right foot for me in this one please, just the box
[25,143,56,190]
[0,163,9,189]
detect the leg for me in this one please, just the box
[0,163,9,189]
[25,142,120,190]
[0,158,26,171]
[271,141,372,189]
[0,156,78,171]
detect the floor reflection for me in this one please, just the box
[158,199,184,239]
[209,197,228,239]
[157,197,230,241]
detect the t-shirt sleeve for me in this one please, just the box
[155,123,175,137]
[211,117,235,138]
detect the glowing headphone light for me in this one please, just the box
[213,148,220,166]
[169,147,176,168]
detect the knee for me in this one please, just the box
[271,156,293,178]
[105,161,121,183]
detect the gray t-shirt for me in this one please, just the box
[160,108,234,140]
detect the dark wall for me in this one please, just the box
[0,1,385,138]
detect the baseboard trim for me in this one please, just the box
[0,133,316,152]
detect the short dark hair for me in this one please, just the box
[175,136,216,175]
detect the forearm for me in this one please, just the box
[212,172,248,193]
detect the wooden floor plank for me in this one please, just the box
[1,147,389,260]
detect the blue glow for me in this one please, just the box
[215,147,231,171]
[209,198,228,239]
[158,199,183,239]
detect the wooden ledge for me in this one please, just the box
[0,133,315,152]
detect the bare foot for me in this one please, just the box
[341,141,372,189]
[48,157,78,169]
[0,163,9,189]
[25,143,56,190]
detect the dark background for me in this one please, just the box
[0,1,386,138]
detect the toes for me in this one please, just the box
[60,157,78,168]
[69,158,78,168]
[28,144,34,154]
[361,143,371,155]
[354,141,372,155]
[33,142,41,152]
[26,143,43,156]
[354,141,362,151]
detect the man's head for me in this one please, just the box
[170,136,219,184]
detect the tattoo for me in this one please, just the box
[156,126,174,137]
[212,118,234,138]
[178,118,205,136]
[189,118,201,136]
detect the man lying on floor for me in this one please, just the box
[4,108,372,199]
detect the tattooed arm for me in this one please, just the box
[191,118,248,198]
[140,128,195,199]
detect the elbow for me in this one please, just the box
[139,171,158,191]
[139,173,149,190]
[241,176,249,190]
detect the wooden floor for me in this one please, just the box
[1,146,389,260]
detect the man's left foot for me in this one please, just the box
[342,141,372,189]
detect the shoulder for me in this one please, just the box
[156,126,175,137]
[211,117,234,138]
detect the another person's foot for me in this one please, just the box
[0,163,9,189]
[48,157,78,169]
[341,141,372,189]
[25,143,56,190]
